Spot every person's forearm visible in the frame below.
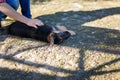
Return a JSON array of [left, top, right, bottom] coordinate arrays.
[[0, 3, 44, 28], [0, 3, 30, 24]]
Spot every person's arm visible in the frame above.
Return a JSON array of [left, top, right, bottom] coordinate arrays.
[[0, 3, 43, 28]]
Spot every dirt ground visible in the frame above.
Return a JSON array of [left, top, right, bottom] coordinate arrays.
[[0, 0, 120, 80]]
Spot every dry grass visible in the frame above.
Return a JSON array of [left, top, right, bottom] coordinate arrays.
[[0, 0, 120, 80]]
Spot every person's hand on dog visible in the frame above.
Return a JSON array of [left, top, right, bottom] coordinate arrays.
[[26, 19, 44, 28]]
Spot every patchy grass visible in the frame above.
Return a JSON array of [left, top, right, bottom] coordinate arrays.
[[0, 0, 120, 80]]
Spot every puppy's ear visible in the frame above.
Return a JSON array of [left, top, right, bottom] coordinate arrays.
[[47, 32, 54, 46]]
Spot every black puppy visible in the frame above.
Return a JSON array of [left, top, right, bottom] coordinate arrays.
[[7, 21, 71, 45]]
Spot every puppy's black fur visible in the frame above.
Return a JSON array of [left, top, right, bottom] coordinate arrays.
[[7, 21, 71, 44]]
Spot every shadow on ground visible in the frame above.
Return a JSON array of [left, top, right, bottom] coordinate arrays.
[[36, 7, 120, 54], [0, 7, 120, 80]]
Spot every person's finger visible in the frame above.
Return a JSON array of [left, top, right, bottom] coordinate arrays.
[[36, 22, 44, 26], [36, 19, 44, 26], [39, 21, 44, 25], [33, 25, 38, 29], [30, 25, 38, 29]]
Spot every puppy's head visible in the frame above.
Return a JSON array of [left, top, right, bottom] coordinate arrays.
[[47, 31, 71, 45], [54, 31, 71, 44]]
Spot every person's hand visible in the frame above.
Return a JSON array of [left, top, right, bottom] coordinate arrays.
[[26, 19, 44, 28]]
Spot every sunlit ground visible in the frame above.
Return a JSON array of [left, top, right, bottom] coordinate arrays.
[[0, 0, 120, 80]]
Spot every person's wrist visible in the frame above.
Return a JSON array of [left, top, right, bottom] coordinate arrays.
[[24, 18, 31, 26]]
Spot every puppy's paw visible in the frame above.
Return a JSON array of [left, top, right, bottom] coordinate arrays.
[[56, 26, 67, 31], [67, 30, 76, 36]]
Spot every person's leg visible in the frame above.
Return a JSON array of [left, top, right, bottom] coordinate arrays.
[[6, 0, 19, 10], [19, 0, 32, 18], [0, 0, 19, 27]]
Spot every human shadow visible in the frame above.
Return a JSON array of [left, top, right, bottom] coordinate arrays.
[[0, 7, 120, 80]]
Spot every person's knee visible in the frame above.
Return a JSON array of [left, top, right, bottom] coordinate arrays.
[[6, 0, 19, 10]]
